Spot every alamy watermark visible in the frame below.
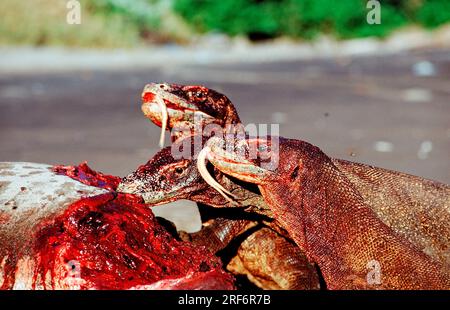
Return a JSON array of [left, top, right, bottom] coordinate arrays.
[[367, 0, 381, 25], [366, 259, 382, 285], [63, 260, 84, 289], [66, 0, 81, 25], [65, 1, 380, 26]]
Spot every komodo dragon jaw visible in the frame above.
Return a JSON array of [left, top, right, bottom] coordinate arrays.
[[141, 83, 241, 147], [117, 145, 208, 206], [199, 137, 275, 188]]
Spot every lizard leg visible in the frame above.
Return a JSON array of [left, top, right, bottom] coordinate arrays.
[[180, 216, 321, 290], [179, 217, 258, 253], [228, 227, 321, 290]]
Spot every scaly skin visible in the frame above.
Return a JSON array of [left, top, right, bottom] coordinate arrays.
[[118, 140, 320, 290], [200, 136, 450, 289], [118, 135, 450, 288], [137, 83, 321, 289], [141, 83, 240, 142], [127, 84, 450, 289], [180, 216, 320, 290]]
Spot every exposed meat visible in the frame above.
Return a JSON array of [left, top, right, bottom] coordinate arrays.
[[33, 192, 232, 290], [0, 162, 234, 290]]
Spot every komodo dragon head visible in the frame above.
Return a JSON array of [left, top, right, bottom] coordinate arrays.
[[141, 83, 241, 147]]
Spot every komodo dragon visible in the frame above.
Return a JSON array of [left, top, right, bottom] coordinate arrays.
[[119, 83, 450, 289]]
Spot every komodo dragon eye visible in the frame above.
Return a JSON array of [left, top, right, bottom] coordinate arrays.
[[175, 167, 184, 174], [191, 91, 206, 101]]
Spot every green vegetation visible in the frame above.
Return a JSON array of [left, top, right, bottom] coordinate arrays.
[[1, 0, 449, 47], [174, 0, 450, 40], [416, 0, 450, 28]]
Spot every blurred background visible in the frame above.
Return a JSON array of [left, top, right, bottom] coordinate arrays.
[[1, 0, 449, 230]]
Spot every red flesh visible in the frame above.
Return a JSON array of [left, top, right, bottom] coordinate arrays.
[[1, 163, 234, 290], [33, 192, 233, 289]]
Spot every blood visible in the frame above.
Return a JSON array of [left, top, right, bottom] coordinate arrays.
[[33, 192, 233, 289], [53, 162, 121, 191], [27, 164, 234, 289]]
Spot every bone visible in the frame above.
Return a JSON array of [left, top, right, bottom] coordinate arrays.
[[157, 96, 169, 148]]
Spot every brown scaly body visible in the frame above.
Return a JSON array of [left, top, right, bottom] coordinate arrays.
[[200, 137, 450, 289], [227, 226, 320, 290], [334, 160, 450, 266], [182, 216, 319, 290]]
